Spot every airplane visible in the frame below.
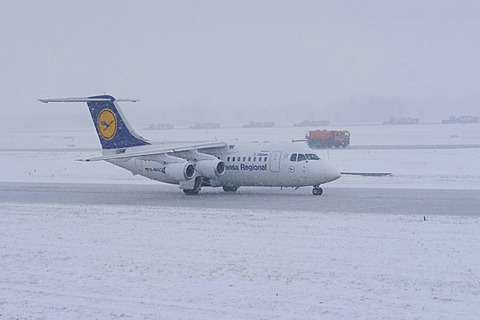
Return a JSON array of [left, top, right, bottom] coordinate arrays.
[[39, 95, 341, 195]]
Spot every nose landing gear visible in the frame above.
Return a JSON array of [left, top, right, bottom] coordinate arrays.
[[312, 186, 323, 196], [222, 185, 239, 192]]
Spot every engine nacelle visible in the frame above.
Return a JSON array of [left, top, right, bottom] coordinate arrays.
[[195, 159, 226, 178], [165, 162, 195, 181]]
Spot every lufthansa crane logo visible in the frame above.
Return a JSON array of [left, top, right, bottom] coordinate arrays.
[[97, 109, 117, 140]]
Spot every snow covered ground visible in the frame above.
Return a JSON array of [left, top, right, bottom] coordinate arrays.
[[1, 203, 480, 319], [1, 124, 479, 319]]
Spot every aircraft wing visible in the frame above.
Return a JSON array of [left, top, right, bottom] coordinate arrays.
[[78, 141, 228, 162]]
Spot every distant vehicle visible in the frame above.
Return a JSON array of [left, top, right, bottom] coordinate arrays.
[[143, 123, 174, 130], [306, 130, 350, 148], [189, 122, 221, 129], [442, 115, 479, 124], [383, 117, 419, 125], [39, 95, 341, 196], [294, 120, 330, 127], [243, 121, 275, 128]]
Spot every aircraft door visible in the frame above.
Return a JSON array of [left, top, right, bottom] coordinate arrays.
[[270, 151, 282, 172], [135, 158, 144, 172]]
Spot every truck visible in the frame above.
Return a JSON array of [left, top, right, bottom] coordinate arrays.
[[189, 122, 221, 129], [383, 117, 419, 125], [442, 115, 479, 124], [294, 120, 330, 127], [306, 130, 350, 148], [243, 121, 275, 128], [143, 123, 175, 130]]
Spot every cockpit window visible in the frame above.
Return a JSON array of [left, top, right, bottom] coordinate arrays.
[[305, 154, 320, 160], [290, 153, 321, 162]]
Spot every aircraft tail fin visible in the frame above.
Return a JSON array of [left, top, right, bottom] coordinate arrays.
[[39, 95, 150, 149]]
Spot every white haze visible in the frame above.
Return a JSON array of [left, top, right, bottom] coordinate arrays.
[[1, 0, 480, 130]]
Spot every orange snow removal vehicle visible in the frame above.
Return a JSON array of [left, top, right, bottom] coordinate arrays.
[[306, 130, 350, 148]]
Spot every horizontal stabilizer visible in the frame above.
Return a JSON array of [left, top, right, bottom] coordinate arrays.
[[38, 97, 139, 103], [40, 94, 148, 149]]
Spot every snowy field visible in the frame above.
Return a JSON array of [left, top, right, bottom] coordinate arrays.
[[1, 203, 480, 319], [1, 124, 480, 319]]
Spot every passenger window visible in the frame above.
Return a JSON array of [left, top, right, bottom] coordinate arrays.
[[253, 157, 256, 162], [227, 157, 230, 161], [248, 157, 251, 161], [243, 157, 246, 161], [297, 154, 306, 162], [290, 153, 297, 162], [264, 157, 267, 162]]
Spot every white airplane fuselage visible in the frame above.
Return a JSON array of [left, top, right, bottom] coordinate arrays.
[[110, 140, 340, 189]]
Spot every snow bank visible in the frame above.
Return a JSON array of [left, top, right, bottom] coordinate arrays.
[[1, 203, 479, 319]]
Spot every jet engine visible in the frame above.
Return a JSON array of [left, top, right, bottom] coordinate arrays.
[[164, 162, 195, 181], [195, 159, 226, 178]]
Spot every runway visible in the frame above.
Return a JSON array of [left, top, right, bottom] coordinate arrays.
[[1, 181, 478, 216]]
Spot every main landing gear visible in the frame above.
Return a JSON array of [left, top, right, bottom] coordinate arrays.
[[312, 186, 323, 196], [183, 186, 201, 195], [184, 185, 239, 195], [222, 186, 239, 193], [183, 176, 203, 195]]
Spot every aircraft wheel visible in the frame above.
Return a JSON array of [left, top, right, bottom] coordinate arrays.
[[183, 186, 201, 195], [223, 186, 239, 192], [312, 187, 323, 196]]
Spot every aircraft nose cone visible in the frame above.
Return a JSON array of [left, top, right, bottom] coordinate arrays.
[[331, 169, 341, 181], [324, 164, 341, 182]]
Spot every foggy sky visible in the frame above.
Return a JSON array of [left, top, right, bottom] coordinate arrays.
[[1, 0, 480, 130]]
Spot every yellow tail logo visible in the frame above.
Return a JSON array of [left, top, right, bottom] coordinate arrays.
[[97, 109, 117, 140]]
